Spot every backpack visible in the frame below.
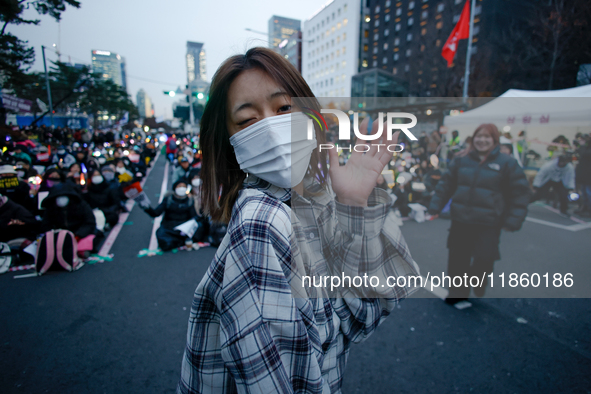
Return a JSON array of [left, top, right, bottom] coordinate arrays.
[[35, 230, 81, 275], [168, 139, 177, 150]]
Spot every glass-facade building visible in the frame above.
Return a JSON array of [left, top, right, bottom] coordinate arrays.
[[91, 50, 126, 90], [186, 41, 206, 84], [268, 15, 301, 50]]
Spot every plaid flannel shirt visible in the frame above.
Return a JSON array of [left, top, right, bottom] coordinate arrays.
[[177, 176, 419, 394]]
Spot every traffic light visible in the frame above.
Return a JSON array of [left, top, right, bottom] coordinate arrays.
[[164, 91, 175, 97]]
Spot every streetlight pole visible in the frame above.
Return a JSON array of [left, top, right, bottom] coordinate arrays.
[[41, 45, 55, 128]]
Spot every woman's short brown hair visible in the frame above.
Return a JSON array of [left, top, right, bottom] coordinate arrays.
[[199, 47, 327, 223]]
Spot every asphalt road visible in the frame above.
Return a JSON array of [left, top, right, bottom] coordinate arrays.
[[1, 155, 590, 393]]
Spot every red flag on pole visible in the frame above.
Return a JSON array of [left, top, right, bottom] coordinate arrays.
[[441, 0, 471, 67]]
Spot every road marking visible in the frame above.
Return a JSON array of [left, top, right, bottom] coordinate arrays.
[[525, 217, 591, 232], [541, 204, 588, 224], [148, 160, 169, 250], [98, 152, 159, 257]]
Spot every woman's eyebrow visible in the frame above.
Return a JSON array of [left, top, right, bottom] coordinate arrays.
[[232, 91, 289, 116]]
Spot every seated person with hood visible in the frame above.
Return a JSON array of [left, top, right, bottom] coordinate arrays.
[[138, 179, 205, 251], [40, 183, 97, 248], [83, 169, 121, 229]]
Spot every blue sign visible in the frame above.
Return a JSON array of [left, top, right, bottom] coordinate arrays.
[[16, 115, 89, 129]]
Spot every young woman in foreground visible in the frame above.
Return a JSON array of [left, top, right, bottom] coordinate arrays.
[[177, 47, 419, 394]]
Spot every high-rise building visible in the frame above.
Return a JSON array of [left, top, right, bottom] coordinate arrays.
[[91, 50, 126, 89], [268, 16, 301, 50], [186, 41, 207, 84], [302, 0, 361, 97], [136, 89, 153, 119], [278, 30, 303, 72], [120, 57, 128, 91], [358, 0, 547, 97]]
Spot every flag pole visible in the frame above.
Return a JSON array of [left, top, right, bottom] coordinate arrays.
[[462, 0, 477, 100]]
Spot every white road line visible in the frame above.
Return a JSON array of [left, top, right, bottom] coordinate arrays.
[[98, 152, 159, 257], [525, 217, 591, 232], [148, 160, 169, 251]]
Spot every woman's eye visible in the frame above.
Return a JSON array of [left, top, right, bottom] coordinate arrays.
[[237, 118, 254, 126], [279, 105, 291, 113]]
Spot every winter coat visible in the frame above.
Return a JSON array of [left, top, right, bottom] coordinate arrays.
[[0, 197, 39, 241], [172, 166, 190, 184], [40, 184, 96, 239], [428, 146, 530, 231], [84, 181, 121, 225], [533, 159, 575, 190], [144, 193, 198, 230]]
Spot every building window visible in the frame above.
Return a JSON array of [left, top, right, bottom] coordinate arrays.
[[383, 43, 389, 50], [375, 5, 380, 13], [437, 3, 444, 12], [342, 46, 346, 54], [408, 17, 414, 26], [473, 25, 480, 35], [364, 44, 368, 52], [394, 53, 399, 61], [342, 60, 346, 67], [362, 59, 368, 67], [474, 5, 482, 15], [344, 18, 348, 26], [409, 1, 415, 10], [373, 60, 378, 67], [407, 33, 413, 41], [375, 20, 380, 27], [436, 21, 443, 29], [386, 0, 391, 6], [337, 22, 341, 29], [394, 37, 400, 45], [453, 14, 460, 23], [393, 67, 398, 75], [374, 33, 379, 40], [421, 27, 427, 35], [421, 10, 428, 19], [395, 23, 401, 31], [455, 0, 462, 4], [435, 39, 441, 47], [421, 44, 425, 51], [406, 49, 411, 57], [364, 29, 369, 38], [384, 28, 389, 36], [385, 14, 390, 22], [396, 8, 402, 16], [338, 8, 341, 16], [344, 3, 347, 12], [405, 64, 410, 72], [343, 32, 346, 40], [373, 47, 378, 54], [383, 57, 388, 64]]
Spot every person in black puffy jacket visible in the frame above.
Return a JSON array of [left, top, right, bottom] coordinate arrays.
[[428, 124, 530, 304], [83, 169, 121, 229], [139, 179, 204, 251]]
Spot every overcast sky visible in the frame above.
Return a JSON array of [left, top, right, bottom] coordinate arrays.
[[8, 0, 330, 119]]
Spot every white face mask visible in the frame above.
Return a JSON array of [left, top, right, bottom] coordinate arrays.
[[175, 187, 187, 197], [56, 196, 69, 207], [57, 150, 66, 155], [17, 170, 26, 178], [116, 167, 125, 174], [229, 112, 317, 189], [191, 178, 201, 187], [92, 175, 104, 184]]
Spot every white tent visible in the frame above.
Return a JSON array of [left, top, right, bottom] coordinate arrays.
[[443, 86, 591, 160]]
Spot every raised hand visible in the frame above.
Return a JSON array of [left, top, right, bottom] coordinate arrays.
[[327, 116, 399, 207]]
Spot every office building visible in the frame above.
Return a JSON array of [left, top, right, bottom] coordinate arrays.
[[91, 50, 126, 89], [278, 30, 303, 72], [186, 41, 207, 84], [359, 0, 545, 97], [136, 89, 153, 119], [268, 16, 301, 50], [302, 0, 361, 97]]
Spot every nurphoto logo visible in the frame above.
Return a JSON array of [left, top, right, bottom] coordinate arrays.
[[303, 108, 419, 153]]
